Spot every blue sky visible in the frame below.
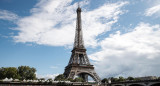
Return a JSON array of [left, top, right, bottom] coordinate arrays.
[[0, 0, 160, 79]]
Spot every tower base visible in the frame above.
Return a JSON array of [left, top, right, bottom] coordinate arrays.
[[64, 64, 101, 84]]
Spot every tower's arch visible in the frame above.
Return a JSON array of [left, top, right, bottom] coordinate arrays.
[[76, 71, 100, 83]]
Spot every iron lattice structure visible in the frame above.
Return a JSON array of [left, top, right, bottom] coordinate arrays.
[[64, 7, 101, 84]]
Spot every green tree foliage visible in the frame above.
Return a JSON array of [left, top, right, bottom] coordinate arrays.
[[6, 67, 18, 79], [118, 76, 125, 82], [134, 78, 141, 81], [40, 78, 45, 81], [0, 66, 36, 80], [47, 78, 53, 84], [127, 76, 134, 81], [101, 78, 108, 83], [0, 67, 18, 80], [73, 77, 84, 82], [18, 66, 36, 80], [67, 78, 74, 82], [0, 67, 6, 80], [47, 78, 53, 82], [54, 74, 66, 81], [110, 77, 118, 82]]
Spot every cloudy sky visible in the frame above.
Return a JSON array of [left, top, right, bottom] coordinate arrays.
[[0, 0, 160, 79]]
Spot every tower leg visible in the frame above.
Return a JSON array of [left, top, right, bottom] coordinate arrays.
[[84, 74, 88, 82], [79, 73, 88, 82]]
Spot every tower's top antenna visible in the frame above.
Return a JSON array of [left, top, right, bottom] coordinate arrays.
[[78, 2, 80, 8], [77, 2, 81, 12]]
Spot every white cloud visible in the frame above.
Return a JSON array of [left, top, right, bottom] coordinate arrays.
[[89, 22, 160, 78], [50, 66, 58, 69], [13, 0, 128, 47], [145, 5, 160, 16], [0, 9, 18, 21], [82, 1, 128, 47]]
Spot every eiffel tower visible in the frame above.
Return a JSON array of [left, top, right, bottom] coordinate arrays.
[[63, 6, 101, 84]]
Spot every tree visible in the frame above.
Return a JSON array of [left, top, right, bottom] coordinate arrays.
[[0, 67, 7, 80], [73, 77, 84, 82], [54, 74, 66, 81], [47, 78, 53, 84], [101, 78, 108, 83], [6, 67, 18, 79], [39, 78, 45, 81], [118, 76, 125, 82], [0, 67, 18, 80], [134, 78, 141, 81], [47, 78, 53, 82], [127, 76, 134, 81], [67, 78, 74, 82], [0, 66, 37, 80], [110, 77, 118, 82], [18, 66, 36, 80]]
